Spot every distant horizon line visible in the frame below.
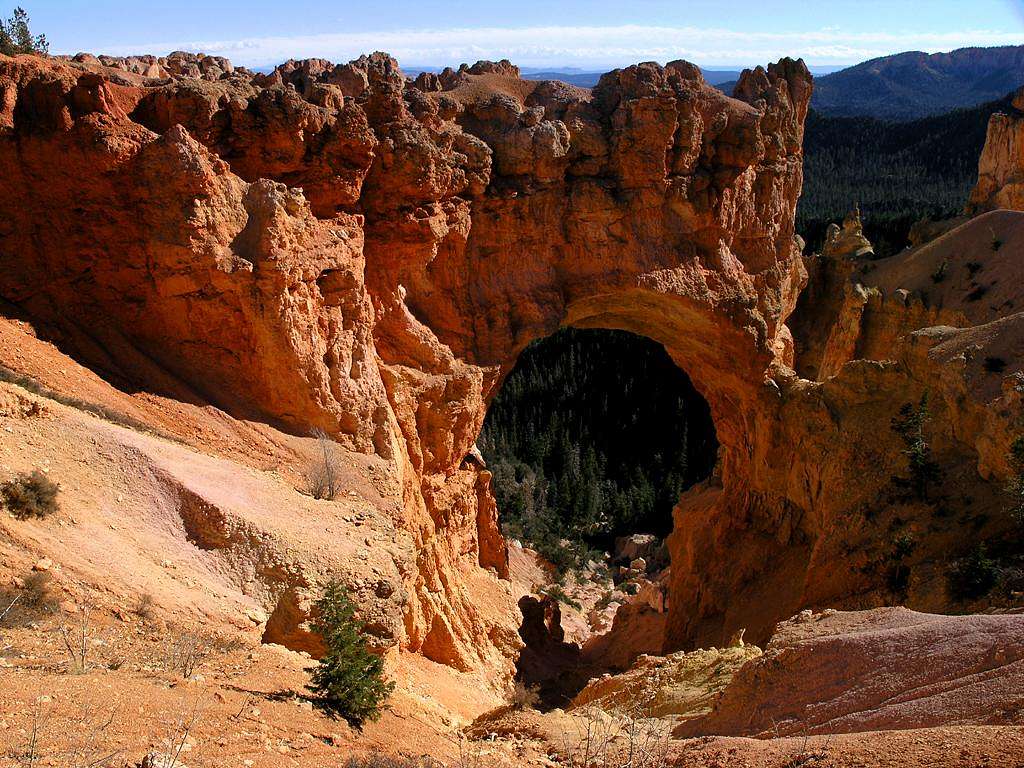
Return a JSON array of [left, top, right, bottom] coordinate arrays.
[[401, 63, 847, 74], [51, 23, 1024, 73]]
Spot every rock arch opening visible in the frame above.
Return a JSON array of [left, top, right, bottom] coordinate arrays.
[[479, 327, 720, 706], [481, 327, 718, 568]]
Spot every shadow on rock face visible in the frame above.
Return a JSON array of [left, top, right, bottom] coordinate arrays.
[[514, 594, 593, 709]]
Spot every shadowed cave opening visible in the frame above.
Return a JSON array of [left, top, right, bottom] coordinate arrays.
[[478, 328, 719, 706]]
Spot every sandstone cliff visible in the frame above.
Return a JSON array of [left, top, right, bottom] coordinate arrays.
[[968, 86, 1024, 214], [1, 49, 1022, 687]]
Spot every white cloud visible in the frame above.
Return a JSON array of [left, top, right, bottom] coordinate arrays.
[[83, 24, 1024, 69]]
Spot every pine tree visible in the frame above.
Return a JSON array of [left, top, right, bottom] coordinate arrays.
[[307, 580, 394, 726], [0, 8, 48, 56], [891, 393, 943, 501], [1006, 436, 1024, 527]]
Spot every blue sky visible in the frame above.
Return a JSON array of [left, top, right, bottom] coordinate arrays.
[[19, 0, 1024, 70]]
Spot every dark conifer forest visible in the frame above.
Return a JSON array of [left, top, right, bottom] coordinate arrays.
[[797, 95, 1011, 256], [478, 329, 717, 570]]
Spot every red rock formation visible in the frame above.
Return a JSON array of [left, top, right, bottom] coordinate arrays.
[[967, 87, 1024, 213], [2, 49, 1021, 682], [676, 608, 1024, 737]]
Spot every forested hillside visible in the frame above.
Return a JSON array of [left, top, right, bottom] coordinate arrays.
[[798, 95, 1010, 255], [478, 329, 717, 571]]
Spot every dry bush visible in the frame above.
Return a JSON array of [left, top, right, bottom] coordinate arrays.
[[0, 571, 57, 629], [22, 572, 55, 607], [560, 704, 671, 768], [510, 680, 540, 710], [2, 470, 59, 520], [12, 704, 125, 768], [144, 698, 203, 768], [783, 733, 832, 768], [342, 754, 441, 768], [134, 592, 156, 622], [55, 603, 93, 674], [305, 428, 342, 500], [161, 631, 209, 678]]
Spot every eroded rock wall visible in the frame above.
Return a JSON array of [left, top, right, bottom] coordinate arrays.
[[968, 87, 1024, 214], [2, 50, 1021, 679]]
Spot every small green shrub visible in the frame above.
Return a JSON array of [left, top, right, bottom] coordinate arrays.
[[2, 470, 59, 519], [948, 544, 997, 600], [890, 394, 942, 502], [0, 7, 47, 56], [930, 260, 948, 284], [540, 583, 582, 610], [891, 531, 916, 560], [308, 580, 394, 726], [966, 261, 983, 276]]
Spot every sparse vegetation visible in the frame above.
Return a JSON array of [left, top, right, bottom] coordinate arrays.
[[890, 393, 943, 502], [305, 428, 342, 500], [510, 680, 541, 710], [797, 97, 1006, 257], [559, 704, 671, 768], [948, 543, 998, 600], [162, 631, 209, 678], [21, 570, 55, 608], [891, 531, 916, 560], [135, 592, 156, 621], [0, 570, 56, 629], [2, 470, 59, 520], [308, 580, 394, 726], [55, 603, 93, 674], [930, 260, 948, 284], [342, 755, 440, 768], [887, 531, 916, 594], [539, 583, 582, 611], [966, 261, 983, 276], [0, 7, 48, 56], [991, 228, 1003, 252]]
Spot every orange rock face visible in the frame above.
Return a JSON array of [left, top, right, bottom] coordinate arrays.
[[968, 87, 1024, 213], [4, 50, 1020, 679]]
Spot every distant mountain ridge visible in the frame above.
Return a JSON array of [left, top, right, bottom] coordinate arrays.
[[812, 45, 1024, 120]]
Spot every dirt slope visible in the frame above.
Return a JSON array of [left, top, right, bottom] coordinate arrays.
[[677, 608, 1024, 738]]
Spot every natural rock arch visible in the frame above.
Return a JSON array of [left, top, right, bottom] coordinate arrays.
[[0, 50, 873, 675], [356, 57, 813, 656]]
